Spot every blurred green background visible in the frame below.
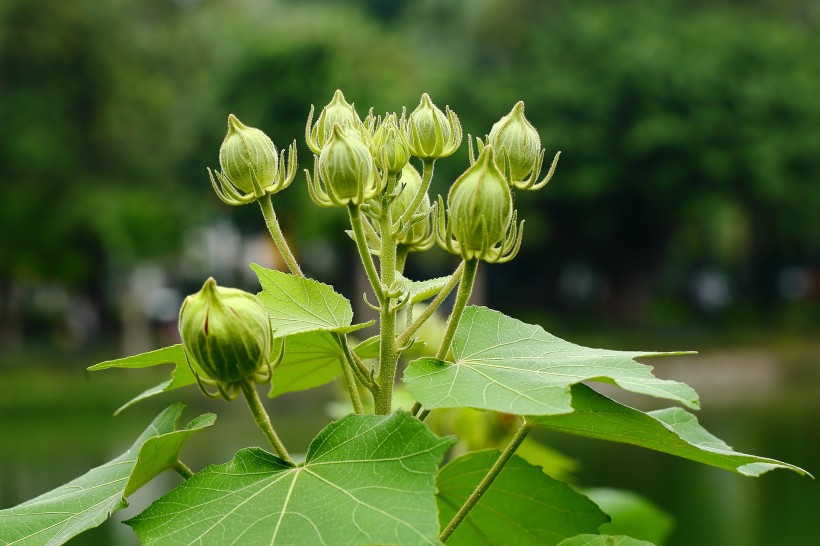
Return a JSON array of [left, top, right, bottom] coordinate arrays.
[[0, 0, 817, 544]]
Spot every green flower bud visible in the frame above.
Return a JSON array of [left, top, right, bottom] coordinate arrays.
[[306, 89, 361, 154], [179, 278, 273, 386], [406, 93, 462, 159], [488, 101, 540, 183], [316, 124, 380, 206], [219, 115, 279, 194], [437, 144, 523, 263], [391, 163, 434, 251], [448, 145, 511, 254], [372, 113, 410, 174]]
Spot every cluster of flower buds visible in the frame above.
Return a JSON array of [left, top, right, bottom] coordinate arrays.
[[436, 145, 523, 263], [209, 115, 297, 206], [471, 101, 561, 191], [179, 278, 281, 400]]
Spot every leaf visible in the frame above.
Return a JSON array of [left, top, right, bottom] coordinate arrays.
[[0, 404, 214, 546], [557, 535, 656, 546], [437, 450, 607, 546], [251, 263, 372, 337], [87, 345, 199, 414], [127, 412, 454, 545], [532, 384, 810, 477], [404, 306, 698, 416], [269, 331, 344, 398], [352, 334, 424, 360], [583, 488, 674, 546], [395, 272, 453, 304]]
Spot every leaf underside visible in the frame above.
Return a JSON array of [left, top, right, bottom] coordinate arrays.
[[0, 404, 214, 546], [533, 384, 810, 477], [404, 306, 698, 416], [557, 535, 657, 546], [127, 412, 454, 545], [437, 450, 608, 546]]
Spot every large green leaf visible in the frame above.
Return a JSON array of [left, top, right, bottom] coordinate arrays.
[[0, 404, 214, 546], [404, 306, 698, 415], [251, 263, 372, 337], [87, 345, 199, 414], [437, 451, 607, 546], [533, 384, 810, 477], [557, 535, 656, 546], [128, 412, 454, 545], [269, 331, 344, 398]]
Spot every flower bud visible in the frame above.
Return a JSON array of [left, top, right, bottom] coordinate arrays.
[[318, 124, 380, 205], [306, 90, 361, 154], [179, 278, 273, 385], [445, 145, 513, 259], [406, 93, 462, 159], [219, 115, 279, 194], [488, 101, 540, 183], [391, 163, 433, 250], [372, 113, 410, 174]]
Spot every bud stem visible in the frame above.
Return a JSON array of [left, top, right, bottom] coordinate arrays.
[[334, 333, 365, 414], [435, 258, 479, 360], [348, 204, 385, 303], [394, 159, 435, 232], [397, 260, 464, 348], [439, 419, 532, 542], [258, 195, 304, 277], [239, 381, 293, 464]]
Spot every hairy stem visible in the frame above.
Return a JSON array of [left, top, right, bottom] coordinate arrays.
[[397, 261, 464, 348], [439, 420, 532, 542], [240, 381, 293, 464], [436, 258, 478, 360], [374, 173, 399, 415], [258, 194, 303, 277], [334, 333, 365, 413], [395, 245, 409, 274], [348, 204, 384, 303]]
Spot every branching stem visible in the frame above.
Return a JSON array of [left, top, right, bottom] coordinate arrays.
[[439, 420, 532, 542], [397, 261, 464, 348], [334, 333, 366, 414], [348, 204, 385, 303]]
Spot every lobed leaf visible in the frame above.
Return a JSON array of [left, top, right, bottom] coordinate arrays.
[[404, 306, 698, 415], [532, 384, 811, 477], [583, 488, 674, 545], [251, 263, 372, 337], [0, 404, 214, 546], [127, 412, 454, 545], [437, 450, 607, 546], [269, 331, 344, 398]]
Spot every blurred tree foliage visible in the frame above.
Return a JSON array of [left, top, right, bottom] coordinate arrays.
[[1, 0, 817, 333]]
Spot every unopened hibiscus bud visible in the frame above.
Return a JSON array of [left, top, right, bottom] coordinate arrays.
[[488, 101, 540, 184], [179, 278, 273, 386], [311, 124, 381, 206], [372, 113, 410, 174], [406, 93, 462, 159], [218, 115, 279, 194], [306, 89, 361, 154]]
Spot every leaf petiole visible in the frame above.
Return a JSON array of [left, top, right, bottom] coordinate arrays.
[[439, 419, 533, 542], [239, 381, 293, 464]]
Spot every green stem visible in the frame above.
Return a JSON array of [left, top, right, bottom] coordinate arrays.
[[394, 159, 435, 231], [258, 195, 304, 277], [240, 381, 293, 464], [334, 334, 365, 414], [435, 258, 479, 360], [172, 460, 194, 479], [397, 261, 464, 348], [395, 245, 409, 274], [348, 204, 384, 303], [374, 174, 399, 415], [439, 420, 532, 542]]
